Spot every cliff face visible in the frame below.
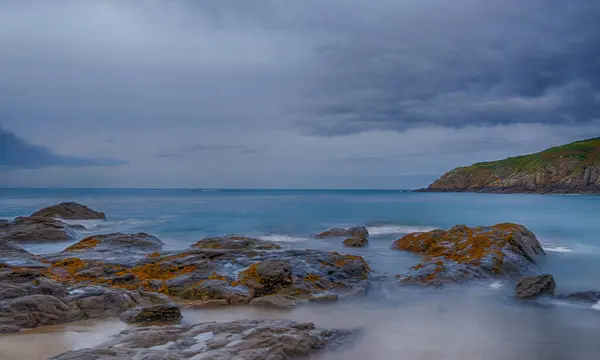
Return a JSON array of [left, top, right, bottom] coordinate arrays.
[[422, 138, 600, 194]]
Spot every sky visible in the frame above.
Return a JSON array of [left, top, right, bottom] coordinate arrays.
[[1, 0, 599, 189]]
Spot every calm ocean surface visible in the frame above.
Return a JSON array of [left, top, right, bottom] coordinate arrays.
[[1, 189, 600, 359]]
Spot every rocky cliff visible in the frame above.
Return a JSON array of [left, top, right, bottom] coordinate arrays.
[[421, 137, 600, 194]]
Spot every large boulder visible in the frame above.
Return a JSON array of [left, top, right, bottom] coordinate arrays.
[[316, 226, 369, 239], [48, 319, 355, 360], [392, 223, 545, 286], [515, 274, 556, 299], [119, 303, 181, 323], [30, 202, 106, 220], [191, 235, 281, 250], [0, 216, 77, 243]]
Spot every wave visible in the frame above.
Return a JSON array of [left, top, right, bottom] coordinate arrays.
[[61, 218, 166, 232], [544, 246, 573, 253], [592, 301, 600, 311], [541, 241, 598, 255], [259, 234, 310, 243], [366, 224, 437, 236]]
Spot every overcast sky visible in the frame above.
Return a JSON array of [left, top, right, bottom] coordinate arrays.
[[1, 0, 599, 188]]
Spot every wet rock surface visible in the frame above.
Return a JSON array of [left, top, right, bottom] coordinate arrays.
[[556, 291, 600, 303], [0, 217, 78, 243], [0, 241, 47, 268], [515, 274, 556, 299], [0, 266, 172, 333], [392, 223, 545, 286], [42, 245, 371, 308], [119, 303, 182, 323], [343, 237, 369, 247], [42, 233, 166, 265], [192, 235, 282, 250], [316, 226, 369, 239], [48, 319, 355, 360], [30, 202, 106, 220]]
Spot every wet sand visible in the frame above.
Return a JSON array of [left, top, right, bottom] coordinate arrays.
[[2, 288, 600, 360]]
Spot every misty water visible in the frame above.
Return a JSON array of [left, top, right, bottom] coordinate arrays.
[[1, 189, 600, 359]]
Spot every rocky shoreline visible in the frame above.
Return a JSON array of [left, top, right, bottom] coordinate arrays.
[[1, 202, 598, 359]]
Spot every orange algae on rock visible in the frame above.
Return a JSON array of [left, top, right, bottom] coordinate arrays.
[[208, 272, 228, 281], [63, 237, 101, 252], [304, 274, 322, 283], [393, 223, 544, 285]]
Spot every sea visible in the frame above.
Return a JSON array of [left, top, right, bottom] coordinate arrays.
[[1, 188, 600, 360]]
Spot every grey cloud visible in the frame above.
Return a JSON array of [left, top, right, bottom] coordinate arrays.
[[156, 144, 263, 158], [0, 1, 599, 188], [0, 127, 127, 170], [293, 0, 600, 135]]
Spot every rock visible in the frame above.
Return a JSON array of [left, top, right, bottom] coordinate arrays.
[[393, 223, 545, 286], [186, 299, 229, 308], [515, 274, 556, 299], [0, 240, 47, 268], [31, 202, 106, 220], [309, 292, 339, 302], [420, 137, 600, 194], [0, 216, 77, 243], [0, 295, 75, 333], [243, 259, 293, 296], [250, 294, 296, 308], [56, 233, 165, 264], [44, 247, 370, 306], [316, 226, 369, 239], [556, 291, 600, 303], [191, 235, 281, 250], [0, 269, 68, 300], [119, 303, 181, 323], [343, 236, 369, 247], [182, 279, 252, 304], [49, 319, 355, 360], [68, 286, 171, 319]]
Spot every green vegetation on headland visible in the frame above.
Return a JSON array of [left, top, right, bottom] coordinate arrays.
[[421, 137, 600, 194]]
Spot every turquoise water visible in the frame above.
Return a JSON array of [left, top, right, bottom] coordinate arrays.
[[2, 189, 600, 359], [2, 189, 600, 291]]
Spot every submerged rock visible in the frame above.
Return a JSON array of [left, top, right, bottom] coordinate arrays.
[[0, 241, 47, 268], [48, 319, 355, 360], [316, 226, 369, 239], [191, 235, 281, 250], [393, 223, 545, 286], [556, 291, 600, 303], [343, 236, 369, 247], [515, 274, 556, 299], [250, 294, 296, 308], [119, 303, 181, 323], [30, 202, 106, 220], [0, 216, 77, 243]]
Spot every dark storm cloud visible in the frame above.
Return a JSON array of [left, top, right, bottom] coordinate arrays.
[[296, 0, 600, 135], [0, 127, 127, 170]]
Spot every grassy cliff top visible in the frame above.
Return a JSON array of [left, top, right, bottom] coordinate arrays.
[[460, 137, 600, 173]]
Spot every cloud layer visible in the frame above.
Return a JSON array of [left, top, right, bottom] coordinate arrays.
[[0, 127, 126, 170], [0, 0, 598, 187]]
